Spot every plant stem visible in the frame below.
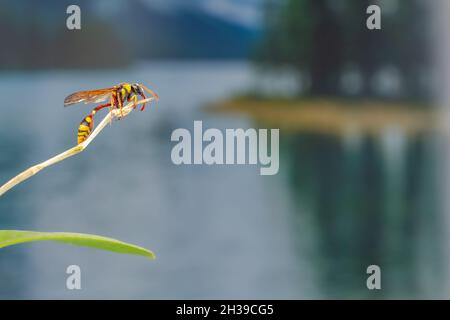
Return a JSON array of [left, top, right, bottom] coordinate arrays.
[[0, 97, 156, 197]]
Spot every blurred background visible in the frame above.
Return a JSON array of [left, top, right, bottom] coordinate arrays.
[[0, 0, 449, 299]]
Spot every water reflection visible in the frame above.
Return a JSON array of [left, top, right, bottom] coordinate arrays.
[[0, 62, 446, 299], [0, 126, 36, 299], [283, 130, 444, 298]]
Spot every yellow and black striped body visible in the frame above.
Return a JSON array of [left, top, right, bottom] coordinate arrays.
[[119, 83, 132, 99], [116, 83, 135, 106], [77, 110, 95, 144], [67, 82, 158, 144]]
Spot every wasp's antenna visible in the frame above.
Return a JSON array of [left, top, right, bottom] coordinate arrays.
[[140, 84, 159, 101]]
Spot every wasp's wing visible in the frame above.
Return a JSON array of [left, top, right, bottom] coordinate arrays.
[[64, 88, 115, 107]]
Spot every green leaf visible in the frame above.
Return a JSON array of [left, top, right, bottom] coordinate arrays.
[[0, 230, 155, 259]]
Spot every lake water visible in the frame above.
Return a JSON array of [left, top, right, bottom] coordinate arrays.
[[0, 61, 447, 299]]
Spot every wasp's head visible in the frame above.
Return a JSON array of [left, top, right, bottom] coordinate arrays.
[[132, 83, 159, 101], [132, 83, 144, 96], [130, 83, 159, 112]]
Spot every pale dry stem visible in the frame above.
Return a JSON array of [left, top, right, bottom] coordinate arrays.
[[0, 97, 156, 197]]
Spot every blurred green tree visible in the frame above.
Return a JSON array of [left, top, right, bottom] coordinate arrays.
[[257, 0, 432, 102]]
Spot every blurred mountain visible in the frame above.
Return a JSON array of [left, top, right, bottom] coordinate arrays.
[[120, 0, 261, 59], [139, 0, 264, 30], [0, 0, 261, 69]]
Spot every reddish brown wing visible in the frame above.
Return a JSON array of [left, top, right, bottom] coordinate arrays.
[[64, 88, 115, 107]]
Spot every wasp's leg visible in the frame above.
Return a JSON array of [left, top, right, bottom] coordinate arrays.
[[139, 84, 159, 111], [109, 93, 118, 123], [139, 92, 147, 111], [127, 94, 139, 110], [116, 88, 124, 117]]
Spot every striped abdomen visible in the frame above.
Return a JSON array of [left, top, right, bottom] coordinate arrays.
[[77, 113, 94, 144]]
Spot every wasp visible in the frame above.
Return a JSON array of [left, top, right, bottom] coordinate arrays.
[[64, 83, 159, 144]]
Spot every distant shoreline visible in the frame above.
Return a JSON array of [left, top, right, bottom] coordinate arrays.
[[208, 97, 443, 137]]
